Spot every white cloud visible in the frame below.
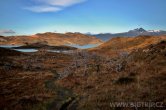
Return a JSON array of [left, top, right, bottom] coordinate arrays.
[[24, 6, 62, 13], [37, 0, 86, 7], [24, 0, 87, 13], [0, 30, 16, 35]]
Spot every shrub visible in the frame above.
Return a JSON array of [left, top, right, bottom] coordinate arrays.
[[115, 76, 135, 85]]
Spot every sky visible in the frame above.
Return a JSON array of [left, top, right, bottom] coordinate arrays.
[[0, 0, 166, 35]]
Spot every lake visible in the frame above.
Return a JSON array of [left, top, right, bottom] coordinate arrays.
[[0, 45, 21, 48], [0, 45, 38, 53], [67, 44, 99, 49], [0, 44, 99, 53], [13, 49, 38, 52]]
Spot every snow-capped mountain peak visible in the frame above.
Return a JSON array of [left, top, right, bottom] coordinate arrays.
[[129, 28, 147, 33]]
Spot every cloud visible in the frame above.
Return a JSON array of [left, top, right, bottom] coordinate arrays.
[[37, 0, 86, 7], [24, 6, 62, 13], [24, 0, 87, 13], [0, 30, 16, 35]]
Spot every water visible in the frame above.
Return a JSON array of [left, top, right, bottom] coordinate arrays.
[[47, 50, 73, 53], [47, 50, 61, 53], [46, 44, 100, 53], [0, 45, 21, 48], [14, 49, 38, 52], [0, 45, 38, 52], [0, 44, 99, 53], [67, 44, 99, 49]]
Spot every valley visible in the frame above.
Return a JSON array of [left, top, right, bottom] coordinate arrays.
[[1, 0, 166, 109], [0, 34, 166, 110]]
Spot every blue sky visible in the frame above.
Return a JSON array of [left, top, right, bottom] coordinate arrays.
[[0, 0, 166, 35]]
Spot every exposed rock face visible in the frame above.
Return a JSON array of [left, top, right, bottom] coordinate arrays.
[[0, 32, 103, 46]]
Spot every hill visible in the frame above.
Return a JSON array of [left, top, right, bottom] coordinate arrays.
[[57, 40, 166, 110], [0, 36, 166, 110], [0, 32, 103, 46], [13, 42, 77, 50], [90, 35, 166, 56], [0, 36, 7, 42]]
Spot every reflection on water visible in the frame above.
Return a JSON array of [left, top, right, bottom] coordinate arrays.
[[0, 44, 99, 53], [0, 45, 21, 48], [14, 49, 38, 52], [47, 50, 74, 53], [0, 45, 38, 53], [47, 50, 61, 53], [67, 44, 99, 49]]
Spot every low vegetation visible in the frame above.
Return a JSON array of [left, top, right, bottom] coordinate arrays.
[[0, 36, 166, 110]]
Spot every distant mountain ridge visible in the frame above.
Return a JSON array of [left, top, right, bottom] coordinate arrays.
[[0, 32, 103, 46], [91, 28, 166, 41]]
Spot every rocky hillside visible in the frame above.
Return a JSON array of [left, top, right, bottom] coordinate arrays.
[[57, 40, 166, 110], [0, 37, 165, 110], [90, 35, 166, 56], [0, 32, 103, 46]]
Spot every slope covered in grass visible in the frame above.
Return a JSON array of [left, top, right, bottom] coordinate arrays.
[[90, 35, 166, 56]]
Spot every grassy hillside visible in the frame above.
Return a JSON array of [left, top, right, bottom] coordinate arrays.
[[0, 32, 103, 46], [90, 35, 166, 57], [0, 36, 165, 110], [57, 40, 166, 110]]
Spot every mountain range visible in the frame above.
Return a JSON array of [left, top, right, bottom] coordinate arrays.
[[0, 32, 103, 46], [1, 28, 166, 47], [90, 28, 166, 41]]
